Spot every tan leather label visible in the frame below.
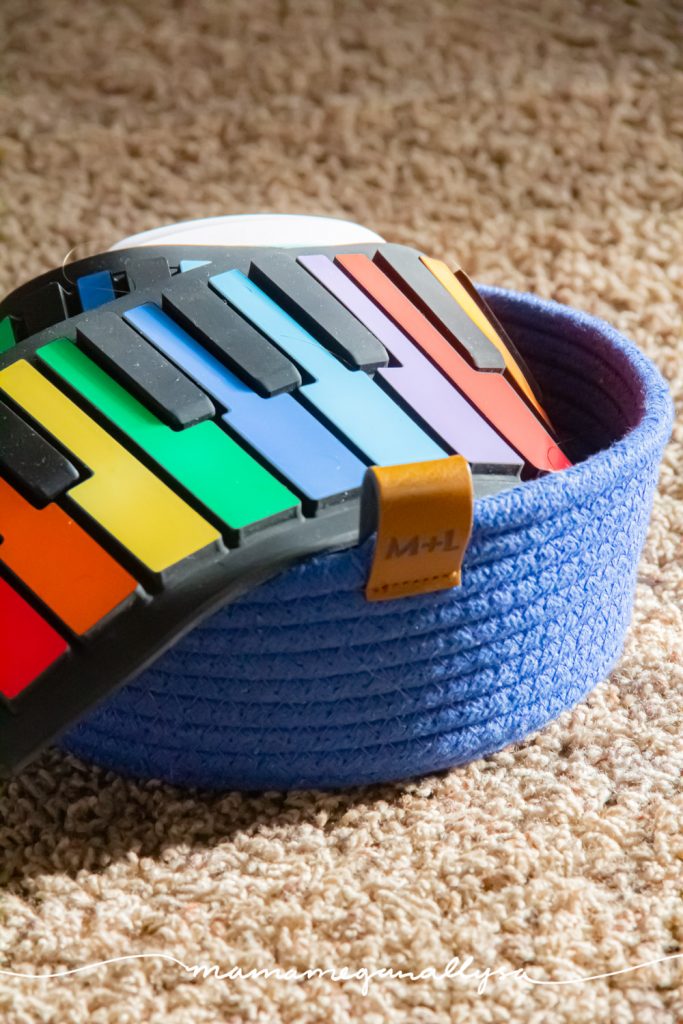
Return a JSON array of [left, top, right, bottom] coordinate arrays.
[[363, 455, 474, 602]]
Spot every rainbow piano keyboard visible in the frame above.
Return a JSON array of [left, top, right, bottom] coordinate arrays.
[[0, 241, 570, 774]]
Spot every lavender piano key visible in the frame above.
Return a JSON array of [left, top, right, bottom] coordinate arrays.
[[298, 254, 523, 467]]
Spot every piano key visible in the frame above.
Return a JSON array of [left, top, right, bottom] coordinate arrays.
[[124, 303, 366, 506], [179, 260, 211, 273], [124, 256, 172, 291], [76, 270, 116, 312], [0, 575, 68, 701], [420, 255, 552, 426], [0, 361, 220, 575], [209, 270, 446, 467], [373, 245, 505, 372], [38, 340, 300, 532], [23, 281, 69, 334], [0, 316, 16, 354], [248, 253, 388, 371], [77, 312, 216, 429], [163, 277, 301, 397], [298, 255, 523, 468], [336, 255, 572, 474], [0, 397, 79, 505], [0, 477, 137, 635]]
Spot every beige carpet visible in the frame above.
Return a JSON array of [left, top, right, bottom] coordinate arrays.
[[1, 1, 682, 1020]]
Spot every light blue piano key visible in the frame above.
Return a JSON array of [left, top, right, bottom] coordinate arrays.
[[124, 304, 366, 503], [209, 270, 446, 466], [77, 271, 116, 312], [179, 260, 212, 273]]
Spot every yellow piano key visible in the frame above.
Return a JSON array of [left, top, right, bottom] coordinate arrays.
[[420, 256, 552, 427], [0, 361, 220, 574]]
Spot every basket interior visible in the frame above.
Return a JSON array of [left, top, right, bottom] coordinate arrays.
[[484, 289, 646, 469]]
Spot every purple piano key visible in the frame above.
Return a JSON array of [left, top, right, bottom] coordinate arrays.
[[298, 254, 522, 467]]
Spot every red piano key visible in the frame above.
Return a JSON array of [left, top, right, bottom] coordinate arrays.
[[336, 254, 571, 474], [0, 577, 68, 700]]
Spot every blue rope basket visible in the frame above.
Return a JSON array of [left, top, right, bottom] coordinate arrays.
[[61, 286, 673, 790]]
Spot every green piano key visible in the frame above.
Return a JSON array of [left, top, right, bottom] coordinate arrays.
[[0, 317, 15, 355], [38, 339, 300, 532]]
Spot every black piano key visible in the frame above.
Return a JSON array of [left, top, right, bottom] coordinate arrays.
[[77, 312, 216, 429], [23, 282, 70, 335], [251, 253, 389, 371], [373, 245, 506, 372], [163, 277, 302, 397], [0, 398, 79, 505], [124, 256, 172, 291], [450, 267, 543, 399]]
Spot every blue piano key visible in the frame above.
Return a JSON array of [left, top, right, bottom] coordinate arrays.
[[179, 260, 211, 273], [123, 304, 366, 504], [77, 271, 116, 312], [209, 270, 446, 467]]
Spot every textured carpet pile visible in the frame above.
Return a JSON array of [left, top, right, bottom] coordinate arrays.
[[0, 1, 682, 1021]]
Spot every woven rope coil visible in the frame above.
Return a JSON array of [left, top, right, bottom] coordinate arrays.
[[62, 287, 674, 790]]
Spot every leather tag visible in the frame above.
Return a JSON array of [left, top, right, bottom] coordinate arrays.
[[362, 455, 474, 602]]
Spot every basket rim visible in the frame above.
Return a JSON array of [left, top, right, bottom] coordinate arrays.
[[470, 285, 674, 531]]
